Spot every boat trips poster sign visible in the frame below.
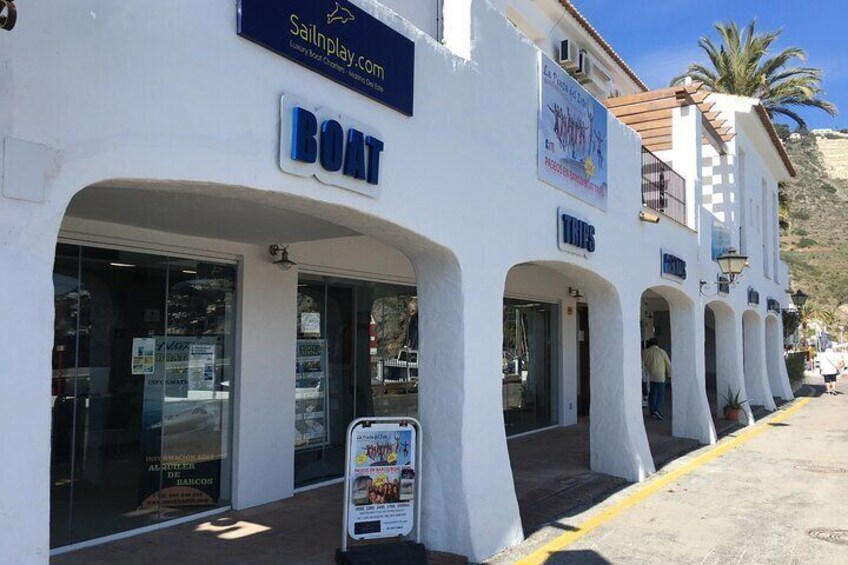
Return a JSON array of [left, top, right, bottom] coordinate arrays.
[[538, 53, 608, 210], [238, 0, 415, 116], [347, 423, 416, 540]]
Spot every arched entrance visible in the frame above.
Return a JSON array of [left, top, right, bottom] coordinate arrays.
[[742, 310, 777, 412], [704, 301, 753, 429], [500, 261, 654, 535], [765, 314, 793, 401], [640, 287, 714, 462], [40, 180, 522, 560]]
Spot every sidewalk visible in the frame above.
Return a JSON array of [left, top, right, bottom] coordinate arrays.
[[489, 381, 848, 564]]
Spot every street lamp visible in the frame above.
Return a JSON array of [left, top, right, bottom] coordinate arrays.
[[699, 247, 749, 296], [715, 248, 749, 285], [790, 289, 809, 309]]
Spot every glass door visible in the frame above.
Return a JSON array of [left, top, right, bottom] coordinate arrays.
[[295, 280, 356, 487]]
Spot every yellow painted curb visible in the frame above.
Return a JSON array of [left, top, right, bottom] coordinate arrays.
[[515, 397, 812, 565]]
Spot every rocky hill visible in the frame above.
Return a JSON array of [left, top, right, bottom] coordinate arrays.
[[780, 131, 848, 327]]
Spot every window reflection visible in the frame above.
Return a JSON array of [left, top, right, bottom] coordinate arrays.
[[502, 299, 557, 436], [50, 245, 236, 548]]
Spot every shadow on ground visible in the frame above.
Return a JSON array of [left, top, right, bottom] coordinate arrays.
[[541, 549, 611, 564]]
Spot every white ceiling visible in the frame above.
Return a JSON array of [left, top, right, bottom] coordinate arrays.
[[65, 185, 358, 244]]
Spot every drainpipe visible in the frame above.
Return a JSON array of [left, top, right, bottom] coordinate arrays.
[[436, 0, 444, 43]]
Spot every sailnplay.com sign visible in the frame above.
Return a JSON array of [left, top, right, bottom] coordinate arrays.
[[238, 0, 415, 116]]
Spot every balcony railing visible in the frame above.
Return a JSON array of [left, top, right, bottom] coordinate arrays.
[[641, 147, 687, 227]]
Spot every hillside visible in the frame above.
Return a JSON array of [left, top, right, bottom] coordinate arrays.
[[780, 132, 848, 327]]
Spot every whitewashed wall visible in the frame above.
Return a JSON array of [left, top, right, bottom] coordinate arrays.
[[0, 0, 793, 562]]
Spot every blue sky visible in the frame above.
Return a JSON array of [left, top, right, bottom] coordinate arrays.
[[575, 0, 848, 130]]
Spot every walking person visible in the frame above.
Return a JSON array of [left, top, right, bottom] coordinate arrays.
[[819, 346, 844, 395], [642, 338, 672, 420]]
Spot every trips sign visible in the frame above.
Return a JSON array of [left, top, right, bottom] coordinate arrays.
[[238, 0, 415, 116], [558, 208, 596, 254]]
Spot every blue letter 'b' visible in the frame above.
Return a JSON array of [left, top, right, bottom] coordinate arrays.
[[292, 107, 318, 163]]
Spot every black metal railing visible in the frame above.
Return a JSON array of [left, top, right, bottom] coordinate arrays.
[[641, 147, 687, 226]]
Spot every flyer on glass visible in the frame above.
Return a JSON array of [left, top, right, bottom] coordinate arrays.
[[347, 424, 416, 540]]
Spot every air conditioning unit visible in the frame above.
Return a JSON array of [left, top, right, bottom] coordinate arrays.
[[559, 39, 579, 71], [574, 50, 592, 84]]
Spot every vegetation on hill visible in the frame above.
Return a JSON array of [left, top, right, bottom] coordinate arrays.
[[780, 132, 848, 331]]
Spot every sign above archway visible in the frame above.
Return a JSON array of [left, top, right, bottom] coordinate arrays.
[[538, 53, 609, 211], [238, 0, 415, 116]]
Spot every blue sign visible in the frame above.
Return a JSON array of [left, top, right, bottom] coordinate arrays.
[[767, 298, 781, 313], [279, 95, 385, 197], [558, 209, 596, 253], [662, 252, 687, 280], [291, 105, 383, 184], [238, 0, 415, 116], [748, 288, 760, 306]]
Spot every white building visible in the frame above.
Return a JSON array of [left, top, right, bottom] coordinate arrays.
[[0, 0, 795, 562]]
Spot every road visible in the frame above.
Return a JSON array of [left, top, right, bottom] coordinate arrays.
[[492, 382, 848, 565]]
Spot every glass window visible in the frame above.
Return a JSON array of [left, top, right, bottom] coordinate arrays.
[[295, 276, 417, 488], [502, 299, 558, 436], [50, 244, 236, 548]]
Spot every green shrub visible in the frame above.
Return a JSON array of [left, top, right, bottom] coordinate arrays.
[[822, 183, 837, 194], [792, 210, 810, 220], [797, 238, 817, 248], [794, 228, 808, 236]]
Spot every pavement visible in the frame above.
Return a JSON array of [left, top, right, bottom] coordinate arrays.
[[489, 379, 848, 565]]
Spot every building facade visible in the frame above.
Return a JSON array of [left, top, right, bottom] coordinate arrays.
[[0, 0, 794, 562]]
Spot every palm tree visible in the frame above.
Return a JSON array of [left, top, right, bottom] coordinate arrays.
[[671, 20, 836, 128]]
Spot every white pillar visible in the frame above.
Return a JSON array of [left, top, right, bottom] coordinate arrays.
[[765, 315, 793, 401], [232, 249, 297, 509], [671, 104, 703, 230], [589, 286, 655, 481], [669, 298, 715, 444], [742, 312, 777, 411], [0, 206, 57, 564], [413, 252, 522, 561], [559, 296, 579, 427], [710, 304, 752, 423]]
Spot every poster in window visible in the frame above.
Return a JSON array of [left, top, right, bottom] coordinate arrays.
[[131, 337, 156, 375], [296, 339, 328, 448], [138, 336, 226, 510]]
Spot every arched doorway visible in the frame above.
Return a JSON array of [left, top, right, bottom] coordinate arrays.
[[501, 262, 653, 535], [704, 301, 753, 430], [765, 314, 793, 401], [742, 310, 777, 413], [640, 287, 714, 463], [44, 181, 523, 560]]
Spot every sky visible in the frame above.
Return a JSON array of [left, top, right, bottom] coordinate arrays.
[[574, 0, 848, 130]]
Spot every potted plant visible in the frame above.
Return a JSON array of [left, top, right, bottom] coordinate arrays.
[[722, 387, 748, 422]]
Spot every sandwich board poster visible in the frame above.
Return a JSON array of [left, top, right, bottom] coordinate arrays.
[[347, 422, 416, 539], [538, 52, 608, 210]]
